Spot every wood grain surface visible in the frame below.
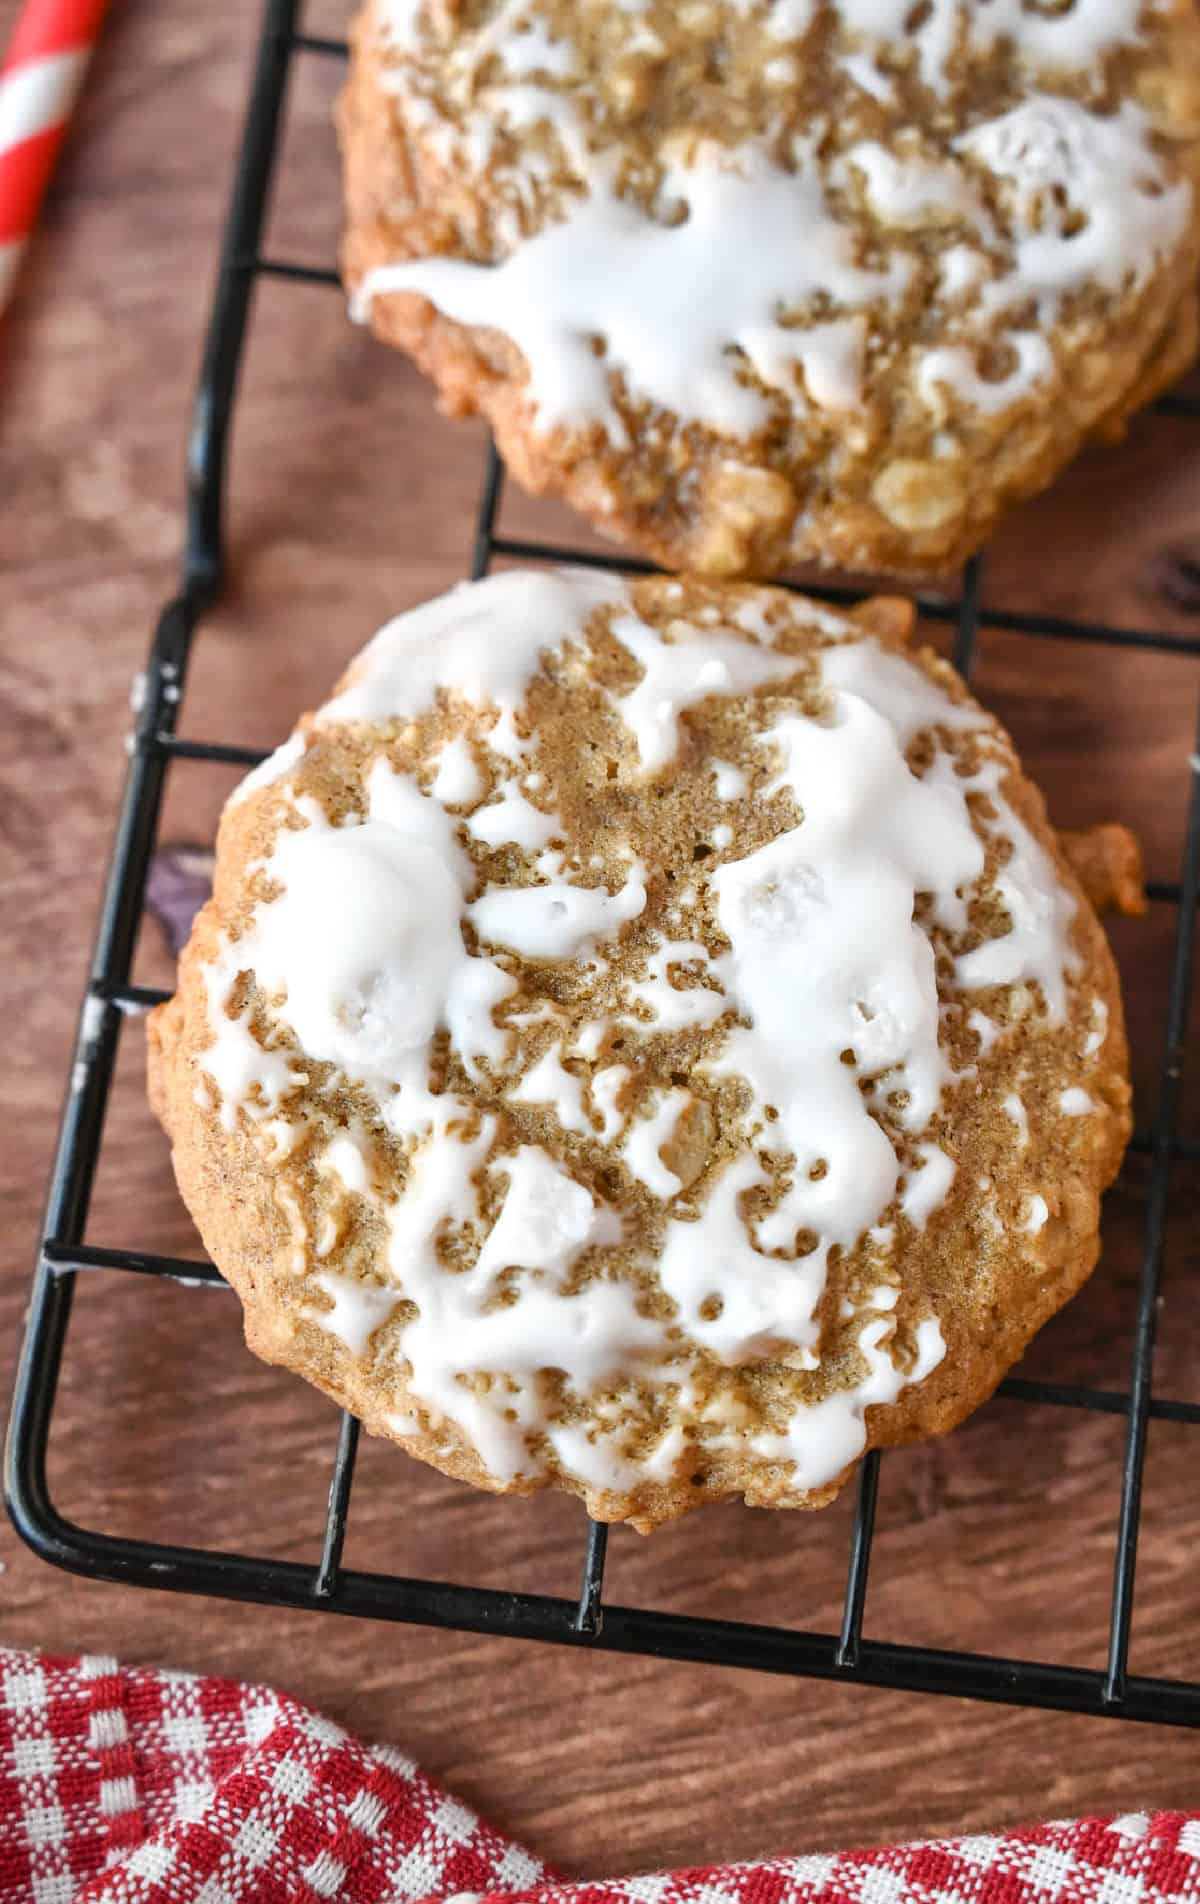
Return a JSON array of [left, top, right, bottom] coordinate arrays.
[[4, 0, 1200, 1877]]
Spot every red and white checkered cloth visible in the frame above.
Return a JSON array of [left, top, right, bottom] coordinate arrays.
[[0, 1646, 1195, 1904]]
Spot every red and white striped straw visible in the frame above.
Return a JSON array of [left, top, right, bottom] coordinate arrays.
[[0, 0, 110, 314]]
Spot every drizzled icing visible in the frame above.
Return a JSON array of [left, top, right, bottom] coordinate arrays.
[[195, 570, 1088, 1504], [356, 140, 906, 443], [356, 0, 1193, 448]]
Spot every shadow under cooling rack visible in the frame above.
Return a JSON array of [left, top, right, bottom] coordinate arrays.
[[7, 0, 1200, 1730]]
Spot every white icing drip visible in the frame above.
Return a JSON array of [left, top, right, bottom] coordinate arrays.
[[510, 1042, 590, 1133], [938, 243, 988, 298], [955, 762, 1079, 1023], [466, 781, 560, 850], [658, 1153, 823, 1365], [320, 567, 625, 732], [835, 0, 1152, 96], [431, 734, 483, 806], [958, 99, 1191, 316], [254, 767, 513, 1084], [1004, 1092, 1029, 1148], [200, 965, 302, 1133], [846, 141, 982, 228], [198, 764, 516, 1128], [572, 1019, 608, 1060], [968, 1008, 999, 1054], [391, 1145, 657, 1480], [642, 1424, 688, 1483], [227, 732, 306, 809], [495, 15, 576, 77], [320, 1133, 370, 1194], [1023, 1193, 1050, 1234], [751, 1315, 946, 1490], [707, 665, 984, 1279], [312, 1272, 397, 1356], [711, 824, 734, 851], [842, 51, 893, 103], [259, 1117, 300, 1162], [623, 1089, 691, 1199], [624, 937, 724, 1030], [917, 334, 1056, 417], [590, 1065, 630, 1141], [712, 759, 747, 800], [470, 858, 646, 959], [900, 1144, 956, 1229], [766, 0, 815, 38], [611, 611, 804, 775], [354, 140, 908, 443], [546, 1421, 641, 1493], [1059, 1086, 1097, 1116], [1084, 997, 1109, 1058]]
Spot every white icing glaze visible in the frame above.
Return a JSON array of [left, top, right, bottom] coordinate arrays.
[[938, 243, 988, 299], [200, 964, 303, 1134], [1084, 997, 1109, 1058], [1059, 1086, 1097, 1116], [706, 669, 984, 1276], [751, 1315, 946, 1488], [901, 1144, 957, 1230], [712, 759, 747, 800], [845, 141, 981, 228], [227, 732, 307, 809], [640, 1424, 687, 1484], [1023, 1193, 1050, 1234], [510, 1042, 590, 1133], [320, 1133, 370, 1194], [624, 936, 724, 1030], [658, 1152, 824, 1366], [1004, 1091, 1029, 1148], [320, 567, 625, 734], [364, 0, 1190, 447], [968, 1008, 999, 1054], [466, 780, 560, 850], [711, 823, 734, 851], [354, 140, 908, 443], [431, 734, 483, 806], [470, 857, 646, 959], [836, 0, 1153, 96], [955, 761, 1079, 1022], [611, 611, 804, 775], [572, 1019, 608, 1060], [391, 1145, 657, 1479], [622, 1089, 691, 1199], [590, 1064, 630, 1141], [312, 1272, 397, 1356], [496, 14, 576, 77], [917, 334, 1055, 418], [958, 98, 1190, 315]]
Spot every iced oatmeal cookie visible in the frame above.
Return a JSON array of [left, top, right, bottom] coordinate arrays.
[[340, 0, 1200, 577], [149, 570, 1135, 1528]]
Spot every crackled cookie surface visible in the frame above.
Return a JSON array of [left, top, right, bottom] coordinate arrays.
[[340, 0, 1200, 578], [149, 570, 1131, 1528]]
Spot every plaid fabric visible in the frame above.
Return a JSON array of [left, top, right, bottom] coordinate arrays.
[[0, 1646, 1195, 1904]]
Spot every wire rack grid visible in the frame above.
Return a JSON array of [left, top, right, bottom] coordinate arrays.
[[8, 0, 1200, 1727]]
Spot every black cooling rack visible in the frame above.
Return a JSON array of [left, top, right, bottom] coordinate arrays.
[[9, 0, 1200, 1726]]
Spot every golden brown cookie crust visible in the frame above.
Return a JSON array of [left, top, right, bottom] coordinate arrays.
[[149, 574, 1131, 1529], [340, 0, 1200, 579]]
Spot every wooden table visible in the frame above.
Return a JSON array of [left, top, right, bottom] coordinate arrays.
[[4, 0, 1200, 1875]]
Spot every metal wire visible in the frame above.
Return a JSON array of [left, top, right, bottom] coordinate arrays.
[[6, 0, 1200, 1727]]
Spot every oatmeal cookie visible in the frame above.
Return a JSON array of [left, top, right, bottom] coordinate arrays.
[[340, 0, 1200, 577], [149, 570, 1133, 1528]]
